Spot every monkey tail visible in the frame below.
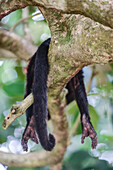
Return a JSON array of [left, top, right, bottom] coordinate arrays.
[[33, 38, 55, 151]]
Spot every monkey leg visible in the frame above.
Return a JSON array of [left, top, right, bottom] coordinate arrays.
[[22, 106, 50, 151], [66, 70, 98, 149]]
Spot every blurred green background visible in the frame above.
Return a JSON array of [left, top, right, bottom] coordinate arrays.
[[0, 6, 113, 170]]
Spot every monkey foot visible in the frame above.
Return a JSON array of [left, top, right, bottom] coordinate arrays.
[[81, 114, 98, 149], [21, 116, 38, 151]]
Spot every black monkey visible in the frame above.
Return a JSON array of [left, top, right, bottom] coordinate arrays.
[[22, 38, 97, 152]]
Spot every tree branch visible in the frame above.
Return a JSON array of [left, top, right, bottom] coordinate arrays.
[[0, 0, 113, 29], [2, 93, 33, 129], [86, 66, 98, 93], [10, 12, 40, 32], [41, 9, 113, 94], [0, 48, 17, 59], [0, 29, 37, 60]]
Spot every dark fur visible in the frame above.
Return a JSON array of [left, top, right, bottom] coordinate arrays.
[[22, 38, 97, 151], [66, 70, 90, 121], [24, 38, 55, 151]]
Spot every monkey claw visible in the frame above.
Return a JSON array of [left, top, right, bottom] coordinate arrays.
[[81, 114, 98, 149]]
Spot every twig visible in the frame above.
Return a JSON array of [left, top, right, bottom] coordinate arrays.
[[2, 93, 33, 129], [22, 7, 32, 41], [70, 114, 80, 136], [10, 13, 41, 32], [86, 66, 97, 94]]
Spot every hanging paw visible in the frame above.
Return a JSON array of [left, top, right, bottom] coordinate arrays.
[[21, 116, 38, 151], [81, 114, 98, 149]]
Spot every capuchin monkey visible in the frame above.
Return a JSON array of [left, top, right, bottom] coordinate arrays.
[[21, 38, 97, 152]]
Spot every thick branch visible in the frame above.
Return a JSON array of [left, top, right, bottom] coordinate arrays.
[[0, 145, 64, 167], [40, 9, 113, 95], [0, 0, 113, 28], [0, 0, 28, 20], [0, 29, 37, 60]]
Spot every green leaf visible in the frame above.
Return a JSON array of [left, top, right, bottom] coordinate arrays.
[[66, 101, 79, 115], [98, 82, 113, 94], [89, 104, 99, 129], [3, 80, 25, 97], [63, 150, 113, 170]]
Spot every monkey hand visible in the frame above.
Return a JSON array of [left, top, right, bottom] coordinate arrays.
[[81, 114, 98, 149]]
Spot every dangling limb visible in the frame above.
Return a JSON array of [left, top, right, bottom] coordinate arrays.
[[21, 114, 38, 151], [22, 54, 38, 151], [66, 70, 98, 149]]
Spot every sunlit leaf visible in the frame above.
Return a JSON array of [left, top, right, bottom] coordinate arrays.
[[89, 104, 99, 129], [3, 80, 25, 97]]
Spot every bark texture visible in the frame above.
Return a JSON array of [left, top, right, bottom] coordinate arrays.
[[0, 0, 113, 28], [0, 29, 37, 60]]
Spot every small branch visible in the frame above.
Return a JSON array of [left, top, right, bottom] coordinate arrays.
[[0, 29, 37, 61], [0, 48, 17, 59], [86, 66, 98, 94], [70, 114, 80, 136], [2, 93, 33, 129], [10, 13, 40, 32], [22, 7, 32, 41]]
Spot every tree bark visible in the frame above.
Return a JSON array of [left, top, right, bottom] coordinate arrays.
[[40, 8, 113, 95], [0, 0, 113, 28], [0, 29, 37, 60]]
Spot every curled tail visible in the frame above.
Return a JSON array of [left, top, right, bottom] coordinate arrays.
[[33, 38, 55, 151]]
